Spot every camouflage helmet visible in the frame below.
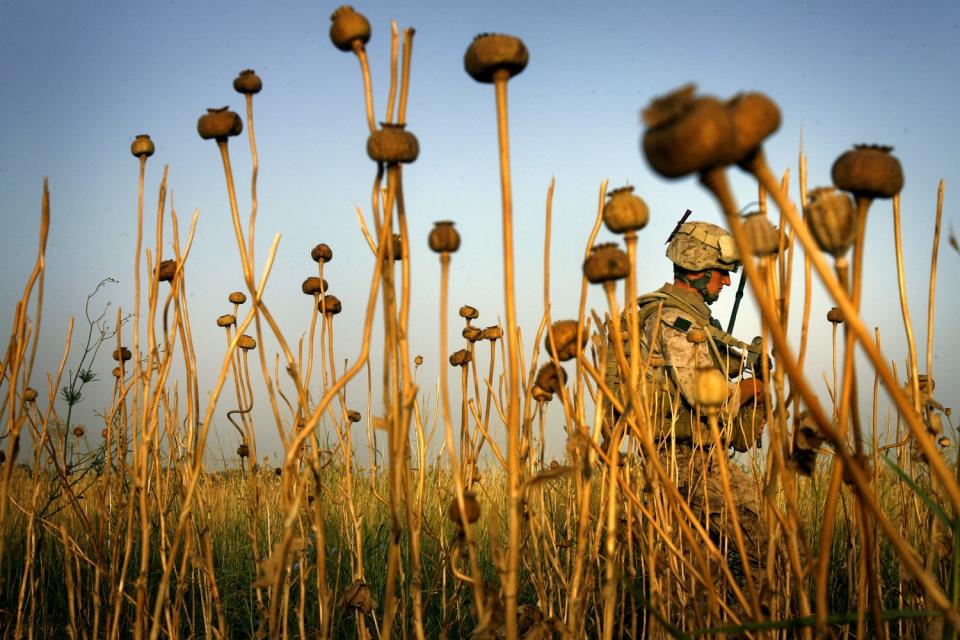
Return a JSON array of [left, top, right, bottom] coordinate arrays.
[[666, 221, 740, 272]]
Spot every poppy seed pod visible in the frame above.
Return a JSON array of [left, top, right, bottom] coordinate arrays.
[[347, 410, 362, 423], [602, 186, 649, 234], [583, 243, 630, 284], [197, 107, 243, 141], [447, 491, 481, 527], [459, 306, 479, 320], [694, 368, 727, 408], [686, 328, 707, 344], [233, 69, 262, 95], [217, 314, 237, 328], [367, 123, 419, 164], [805, 187, 856, 258], [329, 5, 371, 52], [73, 426, 85, 438], [113, 347, 132, 362], [101, 428, 108, 438], [228, 291, 247, 305], [831, 144, 904, 200], [158, 259, 177, 282], [23, 388, 38, 402], [302, 277, 328, 295], [449, 349, 472, 367], [544, 320, 586, 361], [534, 362, 568, 395], [237, 335, 257, 351], [826, 307, 844, 324], [429, 221, 461, 253], [112, 367, 122, 378], [725, 92, 781, 164], [414, 355, 423, 366], [741, 213, 781, 257], [237, 443, 250, 458], [482, 325, 502, 341], [130, 134, 155, 158], [463, 326, 483, 342], [311, 243, 333, 263], [532, 386, 553, 403], [320, 295, 342, 315], [464, 33, 528, 83], [642, 85, 737, 178]]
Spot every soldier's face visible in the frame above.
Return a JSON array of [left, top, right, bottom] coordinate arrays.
[[700, 269, 731, 304]]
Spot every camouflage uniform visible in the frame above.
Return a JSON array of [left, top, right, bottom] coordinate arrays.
[[606, 222, 771, 603]]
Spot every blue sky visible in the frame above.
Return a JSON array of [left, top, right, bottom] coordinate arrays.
[[1, 0, 958, 462]]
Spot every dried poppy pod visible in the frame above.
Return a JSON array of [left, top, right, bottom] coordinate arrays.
[[346, 410, 362, 423], [367, 123, 419, 164], [831, 144, 904, 200], [428, 221, 461, 253], [237, 443, 250, 458], [233, 69, 262, 95], [113, 347, 132, 362], [741, 213, 781, 257], [464, 33, 528, 83], [826, 307, 844, 324], [686, 328, 707, 344], [130, 134, 155, 158], [641, 84, 737, 179], [449, 349, 472, 367], [602, 186, 649, 234], [197, 107, 243, 141], [462, 326, 483, 342], [805, 186, 856, 258], [481, 325, 502, 341], [73, 426, 85, 438], [534, 362, 568, 395], [301, 277, 328, 295], [329, 5, 371, 52], [544, 320, 586, 361], [237, 335, 257, 351], [112, 366, 123, 378], [414, 355, 423, 366], [447, 491, 481, 527], [157, 259, 177, 282], [790, 411, 825, 476], [101, 428, 108, 438], [23, 388, 38, 402], [274, 466, 282, 476], [320, 295, 342, 315], [725, 92, 781, 165], [532, 386, 553, 403], [583, 243, 630, 284], [311, 243, 333, 263], [228, 291, 247, 305], [459, 305, 479, 320], [694, 368, 727, 409], [340, 578, 377, 614], [216, 314, 237, 328]]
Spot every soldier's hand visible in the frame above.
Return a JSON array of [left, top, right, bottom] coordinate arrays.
[[745, 336, 772, 380]]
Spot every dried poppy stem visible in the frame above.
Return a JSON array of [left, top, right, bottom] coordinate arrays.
[[892, 194, 922, 414], [437, 251, 487, 620], [397, 28, 414, 125], [385, 21, 399, 124], [926, 180, 944, 382], [353, 41, 377, 134], [751, 161, 960, 510], [721, 203, 960, 626], [244, 93, 259, 265]]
